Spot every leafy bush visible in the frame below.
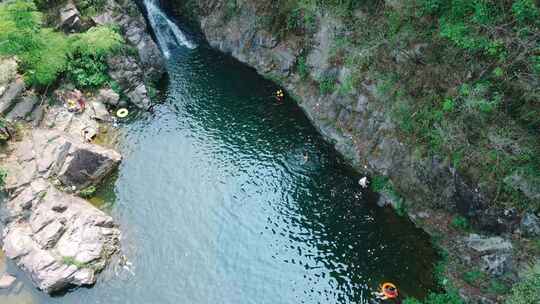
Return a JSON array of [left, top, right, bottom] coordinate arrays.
[[0, 0, 70, 86], [404, 290, 463, 304], [506, 263, 540, 304], [450, 215, 469, 231], [296, 55, 309, 80], [0, 168, 7, 188], [462, 269, 485, 285], [0, 0, 122, 88], [79, 185, 97, 198], [66, 26, 123, 88], [319, 75, 336, 95]]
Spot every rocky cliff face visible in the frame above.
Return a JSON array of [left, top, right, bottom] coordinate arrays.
[[177, 1, 494, 227], [169, 1, 539, 302]]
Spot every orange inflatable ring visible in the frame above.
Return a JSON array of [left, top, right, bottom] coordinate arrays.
[[381, 282, 398, 299]]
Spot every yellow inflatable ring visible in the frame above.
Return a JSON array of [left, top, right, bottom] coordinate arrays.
[[381, 282, 398, 298], [116, 108, 129, 118]]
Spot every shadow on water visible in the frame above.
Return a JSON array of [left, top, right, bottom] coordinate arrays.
[[1, 24, 437, 304]]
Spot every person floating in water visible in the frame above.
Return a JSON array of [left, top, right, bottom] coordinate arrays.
[[275, 89, 284, 102], [373, 282, 401, 303]]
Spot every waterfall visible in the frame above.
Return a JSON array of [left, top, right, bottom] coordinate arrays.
[[143, 0, 196, 58]]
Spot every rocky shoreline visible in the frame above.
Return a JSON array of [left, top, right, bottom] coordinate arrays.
[[0, 0, 164, 295], [171, 1, 539, 303]]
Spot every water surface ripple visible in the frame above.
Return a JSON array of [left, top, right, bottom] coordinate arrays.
[[1, 46, 436, 304]]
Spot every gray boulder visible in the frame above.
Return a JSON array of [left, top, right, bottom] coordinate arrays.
[[107, 55, 151, 109], [96, 88, 120, 107], [59, 2, 81, 32], [6, 93, 38, 122], [0, 78, 25, 114], [465, 234, 513, 253], [90, 100, 112, 122], [481, 253, 512, 277], [31, 129, 122, 190], [3, 182, 120, 293], [520, 213, 540, 238], [0, 57, 18, 87], [1, 128, 122, 293]]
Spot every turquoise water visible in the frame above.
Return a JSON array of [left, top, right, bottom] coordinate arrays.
[[1, 43, 437, 304]]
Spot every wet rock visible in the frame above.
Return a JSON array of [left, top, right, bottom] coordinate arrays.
[[59, 2, 81, 32], [6, 93, 37, 122], [0, 78, 25, 114], [0, 274, 16, 289], [520, 213, 540, 238], [481, 253, 512, 277], [2, 183, 120, 293], [465, 234, 513, 253], [96, 88, 120, 107]]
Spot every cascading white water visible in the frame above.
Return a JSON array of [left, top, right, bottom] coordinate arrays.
[[143, 0, 196, 58]]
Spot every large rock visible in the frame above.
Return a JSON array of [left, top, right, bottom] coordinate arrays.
[[481, 253, 512, 277], [32, 129, 122, 190], [465, 233, 513, 277], [95, 88, 120, 107], [2, 182, 120, 293], [59, 2, 81, 32], [0, 77, 25, 114], [6, 93, 38, 122], [520, 213, 540, 238], [1, 127, 121, 293], [465, 234, 513, 253], [3, 129, 121, 193]]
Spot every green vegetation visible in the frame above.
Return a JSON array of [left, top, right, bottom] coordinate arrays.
[[506, 263, 540, 304], [462, 269, 485, 285], [0, 0, 123, 88], [79, 185, 97, 198], [0, 168, 7, 188], [403, 291, 464, 304], [67, 26, 123, 88], [75, 0, 106, 17], [450, 215, 469, 231], [318, 75, 336, 95], [62, 256, 88, 268], [262, 0, 540, 213]]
